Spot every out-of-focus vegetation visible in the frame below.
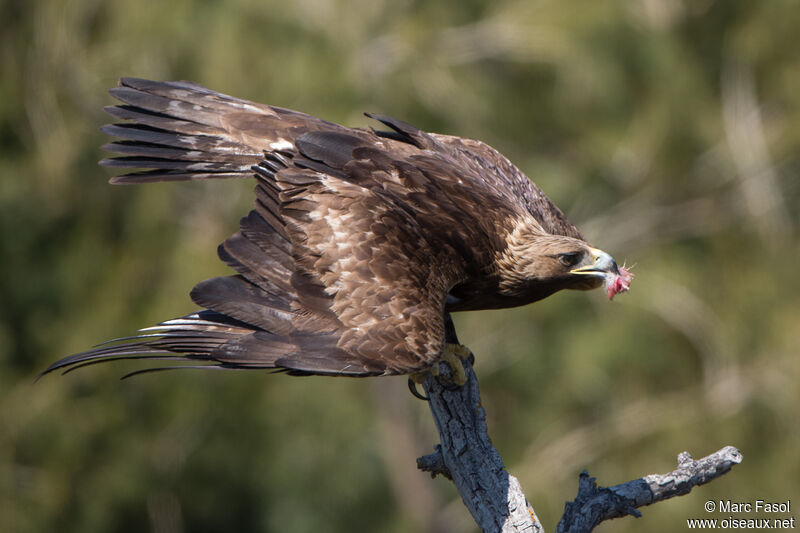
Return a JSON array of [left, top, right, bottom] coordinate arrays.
[[1, 0, 798, 531]]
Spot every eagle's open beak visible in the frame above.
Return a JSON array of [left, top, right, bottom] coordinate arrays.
[[570, 248, 633, 300]]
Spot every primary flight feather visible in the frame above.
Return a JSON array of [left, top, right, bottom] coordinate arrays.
[[45, 78, 632, 378]]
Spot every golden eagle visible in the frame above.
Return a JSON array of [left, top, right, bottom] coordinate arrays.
[[45, 78, 632, 380]]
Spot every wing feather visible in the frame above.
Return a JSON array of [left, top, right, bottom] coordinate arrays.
[[100, 78, 348, 183]]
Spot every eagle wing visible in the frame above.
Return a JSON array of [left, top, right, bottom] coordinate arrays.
[[199, 142, 468, 376], [46, 79, 471, 377], [99, 78, 347, 183]]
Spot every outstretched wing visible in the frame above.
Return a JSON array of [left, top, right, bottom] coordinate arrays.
[[45, 79, 469, 377], [99, 77, 348, 183], [191, 148, 467, 376]]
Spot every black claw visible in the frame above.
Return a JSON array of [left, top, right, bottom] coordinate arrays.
[[407, 377, 430, 401]]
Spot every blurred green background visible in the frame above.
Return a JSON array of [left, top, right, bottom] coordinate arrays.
[[2, 0, 798, 531]]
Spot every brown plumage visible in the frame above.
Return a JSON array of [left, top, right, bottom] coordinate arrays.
[[45, 78, 632, 378]]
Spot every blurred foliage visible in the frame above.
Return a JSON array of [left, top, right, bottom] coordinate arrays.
[[1, 0, 798, 531]]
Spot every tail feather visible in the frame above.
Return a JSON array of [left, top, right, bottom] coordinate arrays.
[[41, 311, 273, 377]]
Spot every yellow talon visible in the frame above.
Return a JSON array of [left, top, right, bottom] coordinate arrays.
[[408, 343, 472, 393], [440, 343, 471, 386]]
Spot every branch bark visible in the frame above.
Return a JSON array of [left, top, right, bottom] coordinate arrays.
[[556, 446, 743, 533], [415, 315, 742, 532], [418, 353, 542, 533]]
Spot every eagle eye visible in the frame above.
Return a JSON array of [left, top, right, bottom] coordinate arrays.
[[558, 252, 584, 267]]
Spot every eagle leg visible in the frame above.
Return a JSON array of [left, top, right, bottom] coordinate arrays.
[[407, 313, 472, 398]]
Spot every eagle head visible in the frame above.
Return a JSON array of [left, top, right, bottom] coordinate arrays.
[[555, 243, 633, 300], [497, 233, 633, 303]]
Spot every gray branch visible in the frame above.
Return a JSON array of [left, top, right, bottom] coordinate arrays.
[[556, 446, 743, 533], [416, 318, 742, 532], [418, 354, 543, 533]]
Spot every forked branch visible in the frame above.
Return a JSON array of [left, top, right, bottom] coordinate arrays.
[[416, 316, 742, 532]]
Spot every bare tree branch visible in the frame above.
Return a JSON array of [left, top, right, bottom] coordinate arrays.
[[556, 446, 743, 533], [418, 353, 543, 533], [416, 315, 742, 532]]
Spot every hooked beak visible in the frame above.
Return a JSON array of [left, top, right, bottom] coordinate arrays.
[[570, 248, 619, 277], [571, 248, 633, 300]]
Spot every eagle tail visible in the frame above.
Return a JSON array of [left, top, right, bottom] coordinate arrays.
[[99, 78, 276, 183], [43, 308, 372, 379], [40, 310, 294, 377]]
